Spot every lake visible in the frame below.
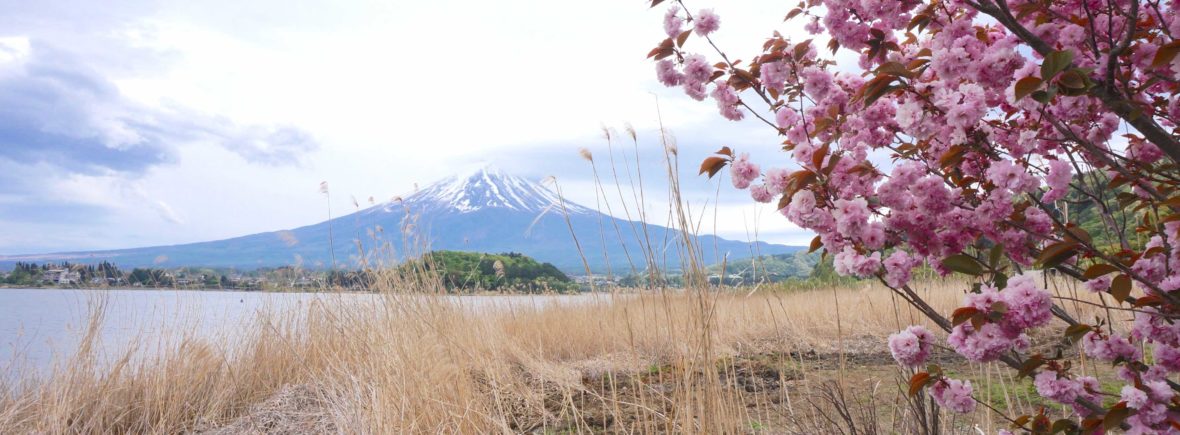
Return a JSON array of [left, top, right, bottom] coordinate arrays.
[[0, 288, 604, 379]]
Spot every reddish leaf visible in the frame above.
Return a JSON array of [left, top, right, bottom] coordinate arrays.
[[970, 312, 988, 330], [1103, 402, 1131, 430], [939, 145, 966, 169], [1058, 70, 1086, 90], [646, 38, 674, 59], [812, 142, 830, 168], [1017, 355, 1045, 379], [1133, 294, 1163, 308], [908, 372, 931, 397], [808, 235, 822, 253], [1152, 41, 1180, 68], [951, 306, 979, 326], [1110, 274, 1132, 302], [1064, 224, 1092, 244], [1037, 241, 1080, 268], [699, 156, 728, 178], [1083, 263, 1120, 279], [793, 39, 813, 60], [1014, 76, 1043, 101], [876, 61, 913, 78]]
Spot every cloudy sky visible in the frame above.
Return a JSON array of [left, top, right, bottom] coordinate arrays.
[[0, 0, 819, 255]]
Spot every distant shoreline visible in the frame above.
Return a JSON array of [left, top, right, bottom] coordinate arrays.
[[0, 285, 340, 294], [0, 285, 610, 296]]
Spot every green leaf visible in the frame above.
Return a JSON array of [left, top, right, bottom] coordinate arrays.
[[993, 271, 1008, 290], [1064, 324, 1092, 343], [1040, 50, 1075, 81], [988, 244, 1004, 268], [1051, 418, 1079, 434], [941, 254, 983, 276], [1031, 86, 1057, 104]]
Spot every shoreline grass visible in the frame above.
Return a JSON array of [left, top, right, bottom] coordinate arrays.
[[0, 276, 1117, 433]]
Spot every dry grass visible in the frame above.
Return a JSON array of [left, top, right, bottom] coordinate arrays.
[[0, 274, 1121, 434]]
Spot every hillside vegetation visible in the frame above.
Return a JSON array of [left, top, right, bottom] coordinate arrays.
[[410, 250, 576, 293]]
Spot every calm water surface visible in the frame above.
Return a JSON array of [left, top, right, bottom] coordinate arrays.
[[0, 288, 602, 377]]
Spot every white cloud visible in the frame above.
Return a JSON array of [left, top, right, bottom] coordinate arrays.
[[0, 0, 821, 254]]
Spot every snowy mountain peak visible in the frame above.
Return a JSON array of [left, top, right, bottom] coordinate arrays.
[[401, 166, 592, 215]]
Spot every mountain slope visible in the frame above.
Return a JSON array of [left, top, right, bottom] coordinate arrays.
[[0, 167, 801, 273]]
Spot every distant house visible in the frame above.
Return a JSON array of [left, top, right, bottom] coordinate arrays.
[[291, 277, 320, 287], [572, 275, 618, 287], [42, 269, 81, 285], [62, 271, 81, 285], [90, 276, 123, 286], [41, 269, 64, 284]]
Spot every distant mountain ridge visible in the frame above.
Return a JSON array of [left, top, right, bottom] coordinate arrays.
[[0, 166, 802, 273]]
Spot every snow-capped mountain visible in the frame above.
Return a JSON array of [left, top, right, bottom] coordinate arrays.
[[398, 166, 592, 215], [1, 167, 801, 273]]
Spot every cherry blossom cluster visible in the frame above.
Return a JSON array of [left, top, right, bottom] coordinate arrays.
[[887, 325, 934, 367], [930, 378, 976, 414], [648, 0, 1179, 427], [945, 276, 1052, 363]]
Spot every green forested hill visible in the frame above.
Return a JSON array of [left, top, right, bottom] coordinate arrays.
[[413, 250, 575, 293]]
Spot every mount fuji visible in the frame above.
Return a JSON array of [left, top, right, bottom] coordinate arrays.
[[1, 167, 802, 273]]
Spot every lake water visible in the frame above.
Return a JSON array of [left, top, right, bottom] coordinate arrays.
[[0, 288, 604, 379]]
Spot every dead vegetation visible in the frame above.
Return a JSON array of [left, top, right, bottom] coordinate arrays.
[[0, 275, 1118, 434]]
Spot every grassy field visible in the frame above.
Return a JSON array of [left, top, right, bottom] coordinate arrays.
[[0, 273, 1121, 434]]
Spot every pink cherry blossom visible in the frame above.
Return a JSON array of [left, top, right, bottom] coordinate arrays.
[[930, 378, 975, 414], [1033, 371, 1080, 404], [681, 54, 712, 84], [883, 250, 917, 287], [748, 183, 774, 203], [656, 60, 684, 87], [711, 81, 744, 121], [1083, 331, 1140, 362], [888, 325, 934, 367], [693, 9, 720, 36], [729, 152, 759, 189], [775, 107, 799, 130], [1084, 275, 1111, 293], [663, 7, 683, 38], [646, 0, 1180, 419], [763, 167, 790, 192], [1042, 158, 1072, 203]]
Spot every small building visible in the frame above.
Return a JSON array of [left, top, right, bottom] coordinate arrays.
[[42, 269, 80, 285]]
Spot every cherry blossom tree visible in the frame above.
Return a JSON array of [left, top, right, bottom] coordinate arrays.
[[647, 0, 1180, 430]]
